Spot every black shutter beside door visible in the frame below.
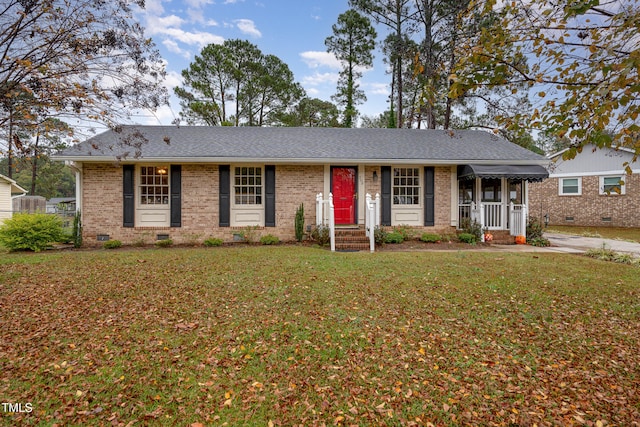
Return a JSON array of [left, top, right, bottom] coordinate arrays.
[[170, 165, 181, 227], [424, 166, 435, 226], [123, 165, 135, 227], [265, 165, 276, 227], [381, 166, 391, 226], [219, 165, 230, 227]]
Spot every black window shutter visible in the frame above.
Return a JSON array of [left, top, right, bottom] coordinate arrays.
[[381, 166, 391, 226], [424, 166, 435, 226], [170, 165, 181, 227], [123, 165, 135, 227], [265, 165, 276, 227], [219, 165, 230, 227]]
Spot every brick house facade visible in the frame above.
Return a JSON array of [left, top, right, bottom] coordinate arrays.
[[528, 145, 639, 228], [54, 126, 548, 246]]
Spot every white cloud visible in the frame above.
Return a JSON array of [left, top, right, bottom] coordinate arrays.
[[206, 19, 219, 27], [224, 0, 245, 4], [302, 72, 339, 86], [184, 0, 215, 7], [163, 28, 224, 48], [162, 39, 191, 59], [300, 51, 341, 70], [146, 14, 186, 33], [235, 19, 262, 38], [366, 83, 390, 96]]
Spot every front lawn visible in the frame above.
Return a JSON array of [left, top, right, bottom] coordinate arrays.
[[1, 247, 638, 426]]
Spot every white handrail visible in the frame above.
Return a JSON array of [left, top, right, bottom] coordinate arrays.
[[316, 192, 336, 252], [365, 193, 381, 253]]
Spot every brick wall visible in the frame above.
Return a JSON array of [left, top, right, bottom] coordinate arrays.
[[528, 174, 640, 227], [80, 163, 456, 246]]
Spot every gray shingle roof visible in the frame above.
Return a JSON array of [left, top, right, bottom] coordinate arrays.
[[54, 126, 547, 165]]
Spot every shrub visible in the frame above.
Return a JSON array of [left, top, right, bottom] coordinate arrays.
[[374, 227, 388, 245], [458, 233, 476, 244], [392, 224, 415, 241], [103, 240, 122, 249], [204, 237, 224, 247], [460, 218, 482, 242], [528, 237, 550, 247], [294, 203, 305, 242], [420, 233, 441, 243], [155, 239, 173, 248], [0, 213, 65, 252], [72, 211, 83, 248], [310, 226, 330, 246], [526, 217, 545, 241], [385, 231, 404, 244], [260, 234, 279, 245]]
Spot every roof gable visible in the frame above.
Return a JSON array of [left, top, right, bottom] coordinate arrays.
[[54, 126, 548, 165]]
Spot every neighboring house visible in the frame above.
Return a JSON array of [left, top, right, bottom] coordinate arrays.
[[529, 144, 639, 227], [46, 197, 76, 214], [52, 126, 548, 246], [0, 174, 27, 222]]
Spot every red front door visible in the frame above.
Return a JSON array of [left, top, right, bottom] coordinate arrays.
[[332, 167, 356, 224]]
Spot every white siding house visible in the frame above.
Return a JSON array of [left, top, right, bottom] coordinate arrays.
[[0, 174, 28, 222]]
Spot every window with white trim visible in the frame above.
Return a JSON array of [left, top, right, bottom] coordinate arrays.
[[559, 177, 581, 196], [600, 175, 625, 195], [140, 166, 169, 205], [393, 167, 420, 205], [234, 166, 263, 205]]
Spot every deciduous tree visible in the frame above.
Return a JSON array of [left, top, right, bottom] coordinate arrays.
[[0, 0, 167, 135], [452, 0, 640, 169]]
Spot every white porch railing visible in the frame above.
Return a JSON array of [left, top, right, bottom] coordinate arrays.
[[509, 203, 527, 237], [482, 202, 503, 230], [365, 193, 381, 253], [316, 192, 336, 252], [459, 201, 528, 241]]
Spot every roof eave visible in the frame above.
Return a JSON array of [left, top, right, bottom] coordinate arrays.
[[52, 155, 550, 166]]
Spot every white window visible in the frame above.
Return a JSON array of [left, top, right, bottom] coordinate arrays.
[[234, 166, 262, 205], [600, 175, 625, 195], [140, 166, 169, 205], [559, 177, 581, 196], [393, 167, 420, 205]]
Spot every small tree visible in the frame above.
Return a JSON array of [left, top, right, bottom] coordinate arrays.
[[295, 203, 305, 242]]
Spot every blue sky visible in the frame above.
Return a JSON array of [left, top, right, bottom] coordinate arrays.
[[135, 0, 391, 125]]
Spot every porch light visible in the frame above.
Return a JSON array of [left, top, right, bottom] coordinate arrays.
[[544, 213, 549, 227], [373, 170, 378, 182], [157, 167, 168, 175]]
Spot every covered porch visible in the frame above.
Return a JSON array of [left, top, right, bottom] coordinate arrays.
[[457, 164, 548, 239]]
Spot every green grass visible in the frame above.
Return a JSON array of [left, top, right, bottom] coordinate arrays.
[[546, 225, 640, 242], [1, 247, 639, 426]]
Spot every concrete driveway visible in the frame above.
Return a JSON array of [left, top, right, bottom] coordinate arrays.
[[544, 233, 640, 257]]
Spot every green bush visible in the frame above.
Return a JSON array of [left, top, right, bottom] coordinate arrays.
[[72, 211, 82, 248], [526, 217, 545, 241], [295, 203, 305, 242], [0, 213, 65, 252], [385, 231, 404, 244], [204, 237, 224, 247], [310, 226, 330, 246], [103, 240, 122, 249], [420, 233, 441, 243], [392, 225, 415, 241], [155, 239, 173, 248], [260, 234, 280, 245], [460, 218, 482, 242], [528, 237, 550, 247], [374, 227, 388, 245], [458, 233, 476, 244]]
